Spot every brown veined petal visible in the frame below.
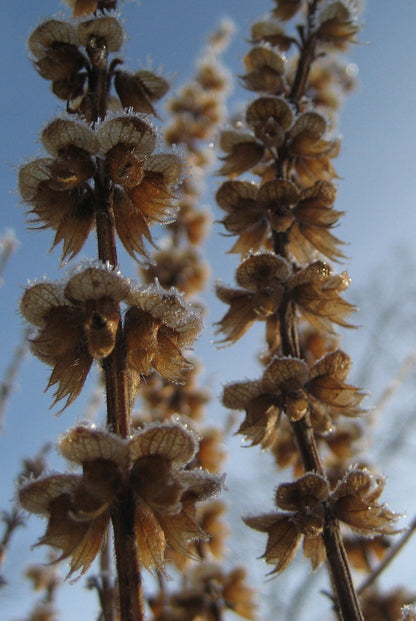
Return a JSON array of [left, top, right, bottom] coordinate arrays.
[[244, 513, 301, 574], [20, 282, 66, 327], [157, 500, 207, 558], [124, 307, 159, 375], [64, 266, 130, 305], [153, 331, 194, 384], [46, 343, 93, 412], [303, 534, 326, 570], [134, 497, 166, 573], [64, 510, 109, 580], [97, 114, 156, 157], [275, 473, 329, 512], [77, 17, 124, 53], [129, 423, 197, 467], [28, 20, 78, 59], [113, 187, 154, 262], [59, 425, 128, 467], [19, 474, 80, 516], [41, 118, 99, 157]]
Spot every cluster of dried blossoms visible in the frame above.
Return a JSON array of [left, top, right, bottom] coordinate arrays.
[[215, 1, 408, 620], [15, 2, 237, 620]]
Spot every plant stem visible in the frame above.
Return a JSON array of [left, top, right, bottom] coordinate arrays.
[[278, 290, 363, 621], [88, 31, 145, 621]]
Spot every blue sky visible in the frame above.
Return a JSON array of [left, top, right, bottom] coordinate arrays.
[[1, 1, 416, 619]]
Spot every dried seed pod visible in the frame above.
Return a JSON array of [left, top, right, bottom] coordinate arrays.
[[330, 468, 401, 536]]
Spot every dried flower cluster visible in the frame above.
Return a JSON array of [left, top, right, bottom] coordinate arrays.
[[214, 2, 404, 620], [15, 3, 232, 621], [5, 1, 415, 620]]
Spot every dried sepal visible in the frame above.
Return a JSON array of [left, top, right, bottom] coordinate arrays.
[[19, 474, 80, 516], [41, 118, 99, 157], [77, 17, 124, 52], [330, 468, 401, 536], [129, 423, 197, 467], [287, 261, 355, 332], [272, 0, 303, 21], [275, 473, 329, 512], [127, 284, 201, 346], [20, 282, 66, 327], [251, 19, 294, 50], [236, 252, 290, 290], [215, 253, 288, 345], [291, 180, 345, 262], [308, 349, 365, 417], [244, 513, 301, 574], [218, 129, 265, 177], [246, 96, 294, 147], [98, 114, 156, 159], [29, 20, 78, 59], [316, 1, 360, 47], [241, 46, 286, 93], [114, 69, 170, 116], [59, 425, 128, 467], [64, 266, 129, 304]]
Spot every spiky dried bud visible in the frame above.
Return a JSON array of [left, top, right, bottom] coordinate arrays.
[[20, 266, 130, 410], [215, 253, 290, 345], [125, 284, 202, 383]]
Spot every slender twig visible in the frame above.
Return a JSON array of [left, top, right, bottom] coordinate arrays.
[[357, 514, 416, 596], [0, 328, 29, 431]]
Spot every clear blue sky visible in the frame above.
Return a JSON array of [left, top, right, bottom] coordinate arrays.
[[1, 1, 416, 619]]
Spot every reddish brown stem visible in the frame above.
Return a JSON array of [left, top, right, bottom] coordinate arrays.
[[89, 35, 145, 621]]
